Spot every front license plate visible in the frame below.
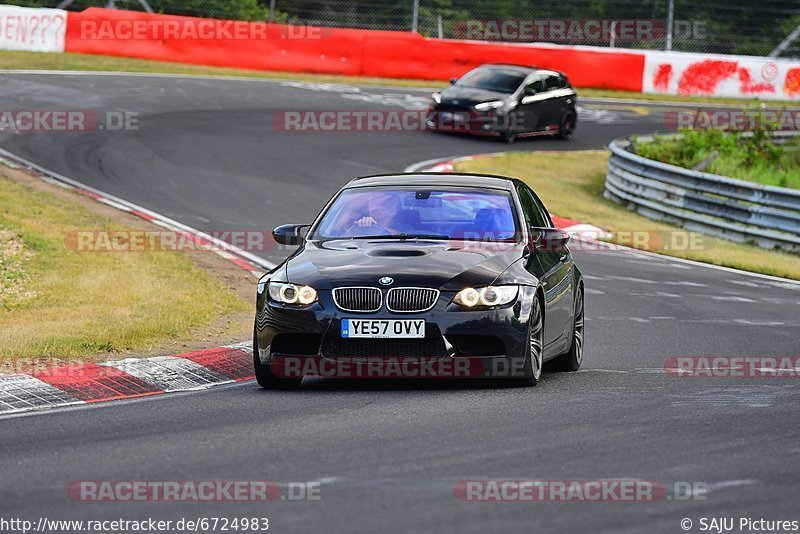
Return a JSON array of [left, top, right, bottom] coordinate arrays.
[[341, 319, 425, 339]]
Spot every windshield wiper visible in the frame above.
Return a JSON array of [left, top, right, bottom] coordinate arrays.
[[350, 233, 451, 240]]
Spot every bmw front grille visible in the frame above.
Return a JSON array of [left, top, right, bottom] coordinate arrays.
[[332, 287, 439, 313], [332, 287, 382, 313], [386, 287, 439, 313]]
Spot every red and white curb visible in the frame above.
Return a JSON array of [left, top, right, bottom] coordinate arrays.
[[405, 153, 612, 239], [0, 147, 274, 278], [0, 147, 269, 416], [0, 344, 254, 416]]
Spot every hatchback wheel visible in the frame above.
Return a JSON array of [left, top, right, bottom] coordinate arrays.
[[558, 110, 576, 140], [501, 131, 517, 143]]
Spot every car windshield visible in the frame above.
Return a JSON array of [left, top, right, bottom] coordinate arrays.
[[313, 187, 519, 241], [455, 68, 526, 94]]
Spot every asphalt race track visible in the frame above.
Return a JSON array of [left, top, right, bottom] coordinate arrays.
[[1, 73, 799, 533]]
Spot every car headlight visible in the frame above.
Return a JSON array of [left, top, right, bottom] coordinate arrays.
[[268, 282, 317, 306], [452, 286, 518, 308], [431, 92, 442, 104], [474, 100, 505, 111]]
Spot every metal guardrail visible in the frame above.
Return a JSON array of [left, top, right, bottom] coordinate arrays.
[[605, 132, 800, 253]]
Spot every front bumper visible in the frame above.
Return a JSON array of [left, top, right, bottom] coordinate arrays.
[[255, 286, 537, 379], [426, 108, 510, 135]]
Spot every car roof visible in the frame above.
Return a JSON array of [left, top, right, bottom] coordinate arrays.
[[479, 63, 537, 74], [470, 64, 567, 80], [346, 172, 518, 191]]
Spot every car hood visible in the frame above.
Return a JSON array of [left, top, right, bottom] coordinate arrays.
[[281, 239, 525, 291], [438, 86, 511, 107]]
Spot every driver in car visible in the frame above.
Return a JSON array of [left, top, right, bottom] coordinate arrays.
[[351, 194, 407, 234]]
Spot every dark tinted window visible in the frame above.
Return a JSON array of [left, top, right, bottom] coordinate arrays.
[[545, 75, 567, 91], [457, 67, 526, 94], [526, 77, 546, 94], [517, 186, 549, 228]]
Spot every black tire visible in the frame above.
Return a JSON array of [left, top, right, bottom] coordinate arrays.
[[558, 110, 576, 140], [501, 130, 517, 143], [253, 327, 303, 389], [547, 287, 584, 372], [508, 294, 543, 387]]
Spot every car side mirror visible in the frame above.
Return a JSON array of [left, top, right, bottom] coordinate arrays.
[[272, 224, 309, 246], [523, 86, 537, 97], [530, 227, 570, 253], [449, 77, 458, 85]]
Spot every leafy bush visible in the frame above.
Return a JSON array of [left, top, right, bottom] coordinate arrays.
[[634, 127, 800, 190]]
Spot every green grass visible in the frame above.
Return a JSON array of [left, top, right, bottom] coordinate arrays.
[[456, 151, 800, 280], [0, 229, 35, 310], [2, 50, 797, 105], [0, 172, 249, 359], [634, 129, 800, 189]]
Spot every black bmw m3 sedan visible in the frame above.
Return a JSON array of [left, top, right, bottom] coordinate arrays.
[[427, 64, 578, 142], [254, 173, 584, 388]]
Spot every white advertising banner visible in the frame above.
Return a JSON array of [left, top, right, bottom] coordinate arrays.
[[643, 50, 800, 101], [0, 4, 67, 53]]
